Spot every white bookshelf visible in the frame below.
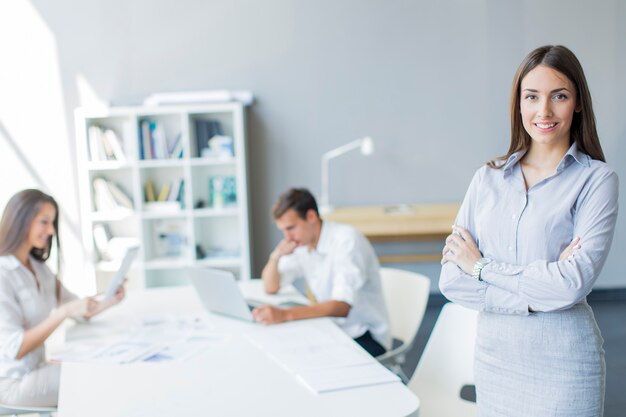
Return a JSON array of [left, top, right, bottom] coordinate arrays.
[[75, 103, 251, 291]]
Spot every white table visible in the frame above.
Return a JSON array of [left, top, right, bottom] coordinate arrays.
[[57, 282, 419, 417]]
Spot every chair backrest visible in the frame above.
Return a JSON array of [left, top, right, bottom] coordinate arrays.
[[408, 302, 478, 417], [379, 267, 430, 347]]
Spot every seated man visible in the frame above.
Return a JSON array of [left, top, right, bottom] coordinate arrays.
[[254, 188, 390, 357]]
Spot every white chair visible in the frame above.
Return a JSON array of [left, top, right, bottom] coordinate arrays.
[[376, 267, 430, 382], [408, 302, 478, 417], [0, 403, 55, 417]]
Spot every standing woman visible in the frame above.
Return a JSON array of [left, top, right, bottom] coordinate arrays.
[[0, 189, 125, 407], [440, 45, 618, 416]]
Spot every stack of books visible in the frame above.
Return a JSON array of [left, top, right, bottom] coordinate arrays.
[[144, 179, 184, 211], [139, 119, 183, 160], [88, 126, 127, 162]]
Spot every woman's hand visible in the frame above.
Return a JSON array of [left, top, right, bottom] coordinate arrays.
[[60, 298, 98, 320], [85, 281, 127, 319], [559, 237, 581, 261], [441, 226, 482, 275]]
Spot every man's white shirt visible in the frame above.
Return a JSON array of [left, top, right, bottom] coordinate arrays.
[[277, 221, 391, 348]]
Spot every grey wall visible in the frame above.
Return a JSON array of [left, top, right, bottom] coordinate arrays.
[[31, 0, 625, 289]]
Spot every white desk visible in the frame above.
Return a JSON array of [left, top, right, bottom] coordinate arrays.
[[57, 282, 419, 417]]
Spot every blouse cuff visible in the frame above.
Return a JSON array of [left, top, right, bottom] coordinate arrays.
[[1, 330, 24, 360]]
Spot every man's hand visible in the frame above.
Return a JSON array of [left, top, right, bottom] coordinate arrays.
[[252, 305, 290, 325], [270, 239, 297, 261]]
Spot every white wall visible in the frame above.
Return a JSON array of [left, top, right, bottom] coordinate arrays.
[[3, 0, 624, 291]]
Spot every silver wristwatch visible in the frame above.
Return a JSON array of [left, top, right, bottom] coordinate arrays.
[[472, 257, 492, 281]]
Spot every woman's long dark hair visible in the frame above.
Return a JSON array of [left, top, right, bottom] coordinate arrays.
[[488, 45, 605, 168], [0, 189, 62, 297]]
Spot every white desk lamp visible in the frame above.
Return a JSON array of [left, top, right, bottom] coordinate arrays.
[[320, 137, 374, 214]]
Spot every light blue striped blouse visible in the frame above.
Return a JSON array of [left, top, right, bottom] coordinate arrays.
[[439, 142, 619, 313]]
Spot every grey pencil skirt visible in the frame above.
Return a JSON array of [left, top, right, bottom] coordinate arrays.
[[475, 301, 605, 417]]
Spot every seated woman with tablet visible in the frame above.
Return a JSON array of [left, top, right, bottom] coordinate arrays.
[[0, 189, 127, 407]]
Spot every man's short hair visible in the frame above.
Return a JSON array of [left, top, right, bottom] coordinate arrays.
[[272, 188, 319, 220]]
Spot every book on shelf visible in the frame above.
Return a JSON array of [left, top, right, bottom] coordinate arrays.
[[107, 181, 133, 209], [103, 129, 127, 162], [139, 119, 182, 160], [157, 183, 171, 202], [152, 124, 169, 160], [144, 179, 184, 209], [145, 181, 156, 202], [140, 120, 152, 160], [92, 178, 133, 212], [168, 133, 183, 159], [88, 126, 126, 162], [168, 179, 184, 202], [209, 176, 237, 208]]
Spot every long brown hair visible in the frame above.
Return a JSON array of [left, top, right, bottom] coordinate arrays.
[[488, 45, 605, 168], [0, 189, 62, 284]]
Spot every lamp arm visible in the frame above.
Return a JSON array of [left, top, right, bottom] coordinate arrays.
[[321, 139, 363, 161], [320, 137, 373, 211], [321, 139, 362, 209]]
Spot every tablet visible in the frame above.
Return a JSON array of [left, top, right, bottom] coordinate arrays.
[[103, 245, 140, 300]]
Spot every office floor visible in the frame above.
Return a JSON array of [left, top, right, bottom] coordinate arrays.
[[403, 298, 626, 417]]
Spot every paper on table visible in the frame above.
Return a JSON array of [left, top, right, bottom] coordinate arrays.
[[51, 339, 164, 364], [52, 316, 222, 364], [144, 333, 229, 362], [266, 344, 372, 373], [247, 324, 398, 393], [296, 362, 400, 394]]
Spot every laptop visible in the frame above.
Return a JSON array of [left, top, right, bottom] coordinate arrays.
[[189, 268, 259, 322]]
